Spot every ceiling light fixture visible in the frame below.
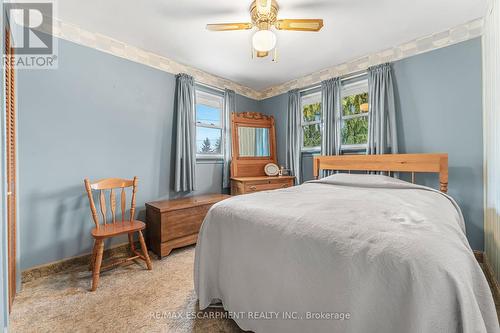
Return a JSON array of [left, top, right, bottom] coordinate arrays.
[[252, 30, 277, 52], [206, 0, 324, 61]]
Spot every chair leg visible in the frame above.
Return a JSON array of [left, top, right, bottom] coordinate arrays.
[[138, 231, 152, 270], [88, 240, 97, 272], [91, 239, 104, 291], [128, 233, 135, 253]]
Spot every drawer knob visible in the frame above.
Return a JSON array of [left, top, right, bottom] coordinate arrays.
[[281, 184, 287, 188], [249, 185, 257, 190]]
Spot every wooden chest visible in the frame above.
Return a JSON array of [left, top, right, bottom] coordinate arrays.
[[145, 194, 231, 258], [231, 176, 295, 195]]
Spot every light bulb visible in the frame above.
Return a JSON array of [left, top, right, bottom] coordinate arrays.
[[252, 30, 277, 52]]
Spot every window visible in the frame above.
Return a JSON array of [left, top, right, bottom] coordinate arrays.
[[340, 79, 369, 151], [195, 88, 224, 158], [300, 91, 322, 151], [299, 77, 369, 153]]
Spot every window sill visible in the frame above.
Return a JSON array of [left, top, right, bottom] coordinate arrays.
[[301, 147, 321, 154], [301, 151, 321, 157], [300, 149, 366, 155], [196, 155, 224, 162], [341, 148, 366, 155]]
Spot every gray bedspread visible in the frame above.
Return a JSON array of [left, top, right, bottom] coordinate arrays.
[[194, 174, 499, 333]]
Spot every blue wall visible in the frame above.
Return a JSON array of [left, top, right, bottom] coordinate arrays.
[[393, 38, 483, 250], [17, 38, 259, 269], [261, 38, 484, 251]]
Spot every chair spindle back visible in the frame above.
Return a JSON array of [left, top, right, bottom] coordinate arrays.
[[84, 177, 138, 228]]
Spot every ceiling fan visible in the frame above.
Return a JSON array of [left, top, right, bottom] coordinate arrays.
[[206, 0, 324, 60]]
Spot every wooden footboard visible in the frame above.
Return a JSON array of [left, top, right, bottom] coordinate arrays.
[[313, 153, 448, 193]]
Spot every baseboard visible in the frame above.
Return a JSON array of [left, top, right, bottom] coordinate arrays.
[[473, 250, 484, 263], [482, 252, 500, 302], [21, 242, 136, 284]]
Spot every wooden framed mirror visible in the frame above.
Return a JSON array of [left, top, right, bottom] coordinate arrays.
[[231, 112, 277, 177], [230, 112, 294, 195]]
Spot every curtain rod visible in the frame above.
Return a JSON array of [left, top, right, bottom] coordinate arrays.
[[299, 69, 368, 94]]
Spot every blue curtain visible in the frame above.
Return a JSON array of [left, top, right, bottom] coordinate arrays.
[[222, 89, 235, 189], [367, 63, 398, 155], [174, 74, 196, 192], [320, 77, 342, 177], [286, 89, 301, 184]]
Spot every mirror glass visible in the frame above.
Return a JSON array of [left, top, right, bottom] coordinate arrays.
[[238, 127, 270, 157]]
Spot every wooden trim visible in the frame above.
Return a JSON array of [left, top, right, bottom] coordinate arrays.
[[5, 26, 16, 311], [313, 153, 449, 193]]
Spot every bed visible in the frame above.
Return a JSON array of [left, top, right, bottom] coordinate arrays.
[[194, 154, 498, 333]]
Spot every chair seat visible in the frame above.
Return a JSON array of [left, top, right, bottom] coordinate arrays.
[[91, 220, 146, 239]]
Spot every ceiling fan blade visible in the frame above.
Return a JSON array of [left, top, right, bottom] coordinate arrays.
[[275, 19, 324, 32], [206, 23, 253, 31]]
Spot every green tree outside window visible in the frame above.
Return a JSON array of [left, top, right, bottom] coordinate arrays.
[[341, 92, 369, 145], [301, 90, 369, 150], [302, 102, 321, 148]]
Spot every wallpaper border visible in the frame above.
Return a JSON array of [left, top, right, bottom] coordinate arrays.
[[259, 18, 484, 99], [45, 17, 483, 100]]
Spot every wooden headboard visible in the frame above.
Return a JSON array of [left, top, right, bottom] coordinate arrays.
[[313, 153, 448, 193]]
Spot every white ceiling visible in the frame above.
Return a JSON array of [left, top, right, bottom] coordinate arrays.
[[53, 0, 487, 91]]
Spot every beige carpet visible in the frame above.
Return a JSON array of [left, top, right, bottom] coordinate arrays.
[[10, 246, 500, 332], [10, 246, 243, 333]]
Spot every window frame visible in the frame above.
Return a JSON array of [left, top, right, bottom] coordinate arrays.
[[300, 89, 322, 152], [340, 79, 369, 152], [194, 85, 225, 160]]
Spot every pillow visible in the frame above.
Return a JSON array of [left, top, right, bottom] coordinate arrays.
[[309, 173, 411, 188]]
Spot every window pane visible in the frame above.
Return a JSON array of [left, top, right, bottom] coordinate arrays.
[[303, 102, 321, 122], [303, 124, 321, 148], [342, 92, 368, 116], [341, 116, 368, 145], [196, 127, 222, 154], [196, 104, 221, 127]]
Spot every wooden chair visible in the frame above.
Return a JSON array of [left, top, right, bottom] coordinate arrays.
[[84, 177, 152, 291]]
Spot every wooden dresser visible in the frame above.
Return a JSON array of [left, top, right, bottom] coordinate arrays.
[[145, 194, 230, 258], [230, 112, 295, 195], [231, 176, 295, 195]]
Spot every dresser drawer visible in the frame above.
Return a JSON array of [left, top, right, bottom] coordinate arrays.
[[245, 180, 292, 192], [231, 176, 295, 195]]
